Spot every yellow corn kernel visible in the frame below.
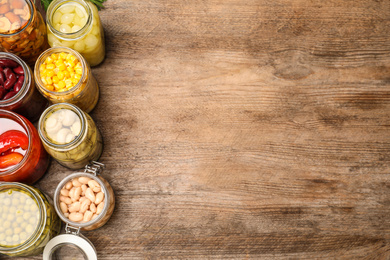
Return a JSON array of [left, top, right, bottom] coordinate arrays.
[[75, 62, 82, 69], [64, 70, 70, 78], [46, 64, 55, 70], [46, 77, 53, 85], [58, 63, 66, 71], [65, 79, 72, 87], [55, 59, 63, 67], [51, 53, 58, 60], [45, 56, 53, 64], [75, 68, 82, 75], [57, 71, 64, 80], [47, 70, 54, 78], [58, 81, 65, 89], [41, 77, 47, 85], [52, 76, 59, 84], [41, 69, 47, 77], [45, 84, 55, 91], [40, 64, 45, 71], [60, 52, 67, 60]]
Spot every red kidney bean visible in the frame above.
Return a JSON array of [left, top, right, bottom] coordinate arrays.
[[0, 87, 5, 100], [3, 67, 12, 79], [13, 66, 24, 75], [3, 91, 16, 100], [13, 76, 24, 93], [0, 59, 18, 68], [4, 72, 17, 90], [0, 69, 4, 85]]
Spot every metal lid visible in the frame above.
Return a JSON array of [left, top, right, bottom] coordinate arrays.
[[0, 0, 32, 35], [42, 232, 97, 260]]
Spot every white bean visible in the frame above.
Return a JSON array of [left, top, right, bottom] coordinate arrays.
[[60, 196, 72, 205], [96, 202, 104, 215], [85, 188, 95, 203], [87, 180, 99, 190], [69, 212, 83, 222], [95, 192, 104, 205], [79, 177, 92, 184], [65, 181, 73, 190], [80, 199, 91, 213], [83, 210, 93, 222], [68, 202, 81, 213], [60, 202, 68, 214], [60, 189, 69, 196]]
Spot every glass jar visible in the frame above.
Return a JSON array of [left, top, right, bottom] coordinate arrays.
[[0, 52, 48, 122], [0, 182, 61, 257], [38, 103, 103, 169], [0, 109, 50, 184], [43, 162, 115, 259], [46, 0, 105, 66], [0, 0, 49, 67], [34, 46, 99, 113]]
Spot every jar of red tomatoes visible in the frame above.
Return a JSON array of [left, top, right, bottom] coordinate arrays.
[[0, 109, 50, 184], [0, 52, 48, 122]]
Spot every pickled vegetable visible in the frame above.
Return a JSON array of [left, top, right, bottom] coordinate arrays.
[[0, 0, 49, 67], [0, 111, 50, 184], [47, 0, 105, 66], [0, 183, 61, 257], [35, 47, 99, 113], [39, 103, 103, 169], [0, 188, 40, 247]]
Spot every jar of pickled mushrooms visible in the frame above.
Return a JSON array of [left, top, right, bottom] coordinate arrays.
[[38, 103, 103, 169]]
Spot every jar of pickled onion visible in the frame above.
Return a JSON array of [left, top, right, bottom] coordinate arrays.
[[46, 0, 105, 66]]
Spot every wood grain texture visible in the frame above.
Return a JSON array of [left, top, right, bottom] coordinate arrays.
[[3, 0, 390, 259]]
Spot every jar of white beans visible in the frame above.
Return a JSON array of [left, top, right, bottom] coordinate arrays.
[[0, 182, 61, 257], [46, 0, 105, 66], [43, 162, 115, 260]]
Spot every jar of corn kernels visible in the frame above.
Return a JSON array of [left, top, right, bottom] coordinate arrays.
[[0, 0, 49, 67], [34, 46, 99, 113], [46, 0, 105, 67]]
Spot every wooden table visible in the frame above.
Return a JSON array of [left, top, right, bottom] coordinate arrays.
[[5, 0, 390, 259]]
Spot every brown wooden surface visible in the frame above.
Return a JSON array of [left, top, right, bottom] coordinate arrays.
[[4, 0, 390, 259]]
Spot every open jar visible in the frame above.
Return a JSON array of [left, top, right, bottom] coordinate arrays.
[[43, 162, 115, 259], [46, 0, 105, 66], [0, 52, 48, 122], [0, 109, 50, 184], [38, 103, 103, 169], [34, 46, 99, 113], [0, 182, 61, 257], [0, 0, 49, 67]]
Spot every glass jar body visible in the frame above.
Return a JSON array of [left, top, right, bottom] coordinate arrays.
[[54, 171, 115, 231], [0, 0, 49, 67], [34, 47, 99, 113], [38, 103, 103, 169], [47, 0, 105, 66], [0, 52, 48, 122], [0, 110, 50, 184], [0, 182, 61, 257]]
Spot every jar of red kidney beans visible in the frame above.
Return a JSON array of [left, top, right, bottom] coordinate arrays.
[[0, 109, 50, 184], [0, 52, 48, 122]]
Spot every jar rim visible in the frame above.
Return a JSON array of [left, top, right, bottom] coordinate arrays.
[[34, 46, 87, 96], [0, 110, 33, 176], [0, 182, 47, 253], [0, 0, 34, 37], [38, 103, 86, 150], [53, 172, 110, 228], [0, 52, 31, 106], [46, 0, 92, 40]]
